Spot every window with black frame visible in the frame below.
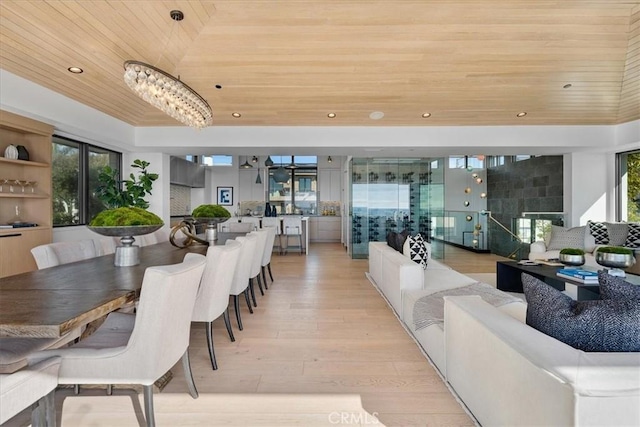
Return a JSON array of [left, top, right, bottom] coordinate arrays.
[[267, 156, 318, 215], [618, 149, 640, 222], [52, 135, 121, 226]]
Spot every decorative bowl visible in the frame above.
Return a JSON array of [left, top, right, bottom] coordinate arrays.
[[88, 224, 163, 237], [595, 252, 636, 269], [559, 253, 585, 266]]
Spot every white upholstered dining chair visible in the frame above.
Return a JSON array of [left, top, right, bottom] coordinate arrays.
[[247, 229, 270, 304], [261, 216, 282, 254], [189, 240, 242, 370], [28, 254, 207, 427], [0, 356, 61, 426], [228, 234, 258, 332], [260, 225, 278, 286], [30, 239, 102, 269]]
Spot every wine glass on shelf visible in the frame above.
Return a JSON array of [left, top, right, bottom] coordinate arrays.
[[8, 179, 15, 193], [23, 181, 32, 194], [13, 180, 21, 193], [19, 180, 27, 193], [31, 181, 38, 194], [0, 179, 4, 193]]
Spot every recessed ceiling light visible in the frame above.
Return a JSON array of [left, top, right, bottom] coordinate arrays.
[[67, 67, 83, 74], [232, 112, 241, 118], [516, 112, 527, 117], [327, 113, 336, 118], [369, 111, 384, 120], [422, 112, 431, 118], [563, 83, 572, 89]]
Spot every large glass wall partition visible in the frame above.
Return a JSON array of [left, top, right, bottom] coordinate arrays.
[[349, 158, 444, 259]]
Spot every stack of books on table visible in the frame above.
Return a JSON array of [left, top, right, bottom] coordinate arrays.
[[556, 268, 599, 284]]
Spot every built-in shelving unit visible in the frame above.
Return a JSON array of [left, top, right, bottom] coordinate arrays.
[[0, 110, 54, 277]]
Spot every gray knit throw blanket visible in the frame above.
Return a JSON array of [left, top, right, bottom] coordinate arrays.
[[413, 282, 521, 331]]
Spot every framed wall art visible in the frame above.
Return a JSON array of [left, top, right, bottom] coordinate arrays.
[[217, 186, 233, 206]]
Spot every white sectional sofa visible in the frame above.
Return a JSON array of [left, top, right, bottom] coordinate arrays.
[[368, 241, 640, 427]]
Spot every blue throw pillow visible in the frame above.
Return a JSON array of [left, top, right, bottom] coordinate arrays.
[[598, 271, 640, 300], [522, 273, 640, 352]]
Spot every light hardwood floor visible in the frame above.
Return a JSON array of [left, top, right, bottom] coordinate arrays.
[[8, 242, 506, 426]]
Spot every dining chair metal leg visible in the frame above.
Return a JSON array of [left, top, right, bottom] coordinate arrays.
[[143, 384, 156, 427], [256, 275, 264, 296], [205, 321, 218, 370], [261, 266, 269, 290], [233, 296, 244, 330], [244, 289, 253, 314], [248, 279, 257, 307], [223, 308, 235, 342], [267, 263, 274, 282], [181, 350, 199, 399]]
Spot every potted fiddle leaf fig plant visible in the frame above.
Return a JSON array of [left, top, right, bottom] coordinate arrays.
[[89, 159, 163, 266]]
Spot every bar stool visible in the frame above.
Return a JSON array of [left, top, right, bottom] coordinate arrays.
[[282, 216, 303, 255]]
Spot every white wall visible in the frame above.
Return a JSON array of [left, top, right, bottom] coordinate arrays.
[[564, 152, 610, 226]]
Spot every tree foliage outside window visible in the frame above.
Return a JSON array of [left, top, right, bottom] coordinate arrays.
[[625, 151, 640, 222], [52, 136, 121, 226]]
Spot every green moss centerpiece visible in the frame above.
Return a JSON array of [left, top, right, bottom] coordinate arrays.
[[169, 204, 231, 247], [88, 160, 163, 266]]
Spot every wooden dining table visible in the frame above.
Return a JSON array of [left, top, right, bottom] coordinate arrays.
[[0, 241, 209, 339]]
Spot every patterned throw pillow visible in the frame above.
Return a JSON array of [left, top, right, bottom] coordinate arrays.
[[604, 222, 629, 246], [522, 273, 640, 352], [625, 223, 640, 248], [547, 225, 586, 250], [587, 220, 609, 245], [598, 271, 640, 300], [403, 233, 428, 269]]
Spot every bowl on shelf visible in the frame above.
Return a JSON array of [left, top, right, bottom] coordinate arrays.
[[558, 249, 586, 267], [595, 247, 636, 277], [559, 253, 585, 266]]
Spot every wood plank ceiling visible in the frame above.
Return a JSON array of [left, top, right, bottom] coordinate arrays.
[[1, 0, 639, 127]]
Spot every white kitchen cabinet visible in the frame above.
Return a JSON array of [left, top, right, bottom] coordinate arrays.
[[310, 216, 341, 242], [238, 170, 266, 201], [319, 169, 342, 201]]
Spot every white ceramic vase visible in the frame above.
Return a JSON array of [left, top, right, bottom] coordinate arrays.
[[4, 144, 18, 160]]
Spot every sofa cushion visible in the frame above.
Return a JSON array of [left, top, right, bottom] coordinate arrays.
[[598, 271, 640, 300], [625, 223, 640, 248], [386, 231, 399, 251], [522, 273, 640, 352], [605, 222, 629, 246], [588, 221, 610, 245], [548, 225, 586, 250], [403, 233, 428, 269]]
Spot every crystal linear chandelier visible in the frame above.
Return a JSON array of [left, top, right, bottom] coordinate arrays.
[[123, 60, 213, 129]]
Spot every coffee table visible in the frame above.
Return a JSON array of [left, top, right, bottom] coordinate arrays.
[[497, 261, 604, 300]]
